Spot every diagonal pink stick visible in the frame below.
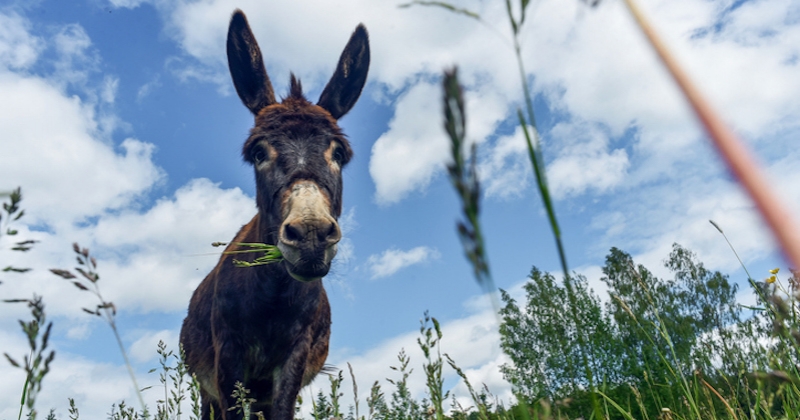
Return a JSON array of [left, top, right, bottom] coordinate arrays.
[[623, 0, 800, 270]]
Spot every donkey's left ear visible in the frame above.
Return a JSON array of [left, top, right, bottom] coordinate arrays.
[[317, 24, 370, 120]]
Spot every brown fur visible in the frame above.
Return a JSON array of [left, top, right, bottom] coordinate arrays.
[[180, 9, 369, 420]]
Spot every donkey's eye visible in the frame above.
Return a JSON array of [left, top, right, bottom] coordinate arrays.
[[252, 148, 268, 165], [332, 146, 346, 165]]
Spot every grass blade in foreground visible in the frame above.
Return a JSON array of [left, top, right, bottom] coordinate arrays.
[[50, 244, 147, 413], [443, 68, 492, 293], [502, 1, 601, 415], [444, 67, 538, 420], [623, 0, 800, 270]]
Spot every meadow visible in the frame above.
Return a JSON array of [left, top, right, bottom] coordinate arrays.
[[4, 187, 800, 420]]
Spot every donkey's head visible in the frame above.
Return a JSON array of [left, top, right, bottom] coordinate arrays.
[[227, 10, 369, 282]]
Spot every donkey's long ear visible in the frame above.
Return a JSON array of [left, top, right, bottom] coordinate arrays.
[[227, 10, 276, 115], [317, 24, 370, 120]]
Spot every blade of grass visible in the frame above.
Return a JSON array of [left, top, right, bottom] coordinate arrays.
[[215, 242, 284, 267], [700, 377, 738, 420], [596, 390, 636, 420], [505, 1, 601, 414], [16, 375, 28, 420], [623, 0, 800, 270], [397, 1, 481, 20]]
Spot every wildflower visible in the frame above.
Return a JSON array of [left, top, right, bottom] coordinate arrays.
[[770, 268, 780, 275], [767, 275, 777, 284]]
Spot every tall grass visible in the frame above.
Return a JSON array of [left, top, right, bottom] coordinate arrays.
[[3, 191, 800, 420]]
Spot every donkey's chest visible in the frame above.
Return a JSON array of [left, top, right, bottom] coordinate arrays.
[[244, 339, 286, 376], [237, 302, 312, 354]]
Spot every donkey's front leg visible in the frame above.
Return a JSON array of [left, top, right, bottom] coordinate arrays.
[[271, 333, 313, 420], [211, 316, 248, 420]]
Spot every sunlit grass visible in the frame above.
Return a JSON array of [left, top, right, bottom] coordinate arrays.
[[212, 241, 284, 267]]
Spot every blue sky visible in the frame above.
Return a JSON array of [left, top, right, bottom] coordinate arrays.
[[1, 0, 799, 417]]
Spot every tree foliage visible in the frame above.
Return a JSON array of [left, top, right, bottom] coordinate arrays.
[[500, 244, 747, 419]]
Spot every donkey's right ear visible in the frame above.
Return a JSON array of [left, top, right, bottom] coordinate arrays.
[[227, 10, 276, 115]]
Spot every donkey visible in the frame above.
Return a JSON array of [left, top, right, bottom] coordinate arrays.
[[180, 10, 369, 420]]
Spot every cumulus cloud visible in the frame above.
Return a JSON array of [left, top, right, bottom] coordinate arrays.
[[112, 0, 800, 211], [478, 127, 531, 199], [0, 11, 42, 69], [478, 119, 630, 200], [369, 82, 448, 204], [143, 0, 512, 93], [88, 178, 256, 313], [0, 12, 259, 416], [546, 120, 629, 199], [0, 8, 263, 316], [367, 246, 441, 279], [129, 329, 181, 364], [0, 54, 163, 230], [109, 0, 517, 204], [0, 72, 163, 225]]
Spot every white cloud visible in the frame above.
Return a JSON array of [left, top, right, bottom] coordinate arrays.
[[108, 0, 151, 8], [546, 120, 629, 199], [51, 23, 99, 89], [370, 80, 509, 205], [136, 75, 161, 102], [478, 127, 531, 199], [0, 72, 162, 230], [369, 82, 447, 204], [111, 0, 517, 205], [129, 329, 180, 364], [525, 0, 800, 179], [147, 0, 512, 94], [479, 119, 630, 200], [0, 13, 260, 417], [367, 246, 440, 279], [0, 12, 42, 69], [0, 178, 256, 317], [584, 166, 777, 280], [0, 10, 254, 316], [101, 75, 119, 104], [0, 340, 184, 420], [87, 178, 255, 313], [0, 180, 254, 319], [116, 0, 800, 211]]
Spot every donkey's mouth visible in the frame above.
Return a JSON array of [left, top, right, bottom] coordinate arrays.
[[278, 243, 338, 282], [282, 259, 329, 282]]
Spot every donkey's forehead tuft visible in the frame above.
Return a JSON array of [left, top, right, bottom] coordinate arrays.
[[289, 74, 304, 100]]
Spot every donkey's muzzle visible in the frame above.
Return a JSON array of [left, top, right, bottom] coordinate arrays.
[[277, 181, 341, 282]]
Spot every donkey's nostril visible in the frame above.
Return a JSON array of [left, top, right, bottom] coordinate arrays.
[[324, 222, 341, 244], [283, 223, 305, 243]]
